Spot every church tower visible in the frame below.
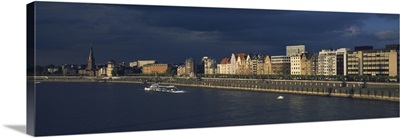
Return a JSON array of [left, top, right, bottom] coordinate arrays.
[[85, 45, 97, 76], [86, 46, 95, 71]]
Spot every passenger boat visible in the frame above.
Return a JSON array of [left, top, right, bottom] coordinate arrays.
[[144, 84, 186, 93]]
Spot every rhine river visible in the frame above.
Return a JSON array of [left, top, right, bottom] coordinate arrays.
[[35, 82, 399, 136]]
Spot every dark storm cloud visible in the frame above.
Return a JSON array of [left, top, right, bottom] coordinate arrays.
[[35, 2, 399, 66]]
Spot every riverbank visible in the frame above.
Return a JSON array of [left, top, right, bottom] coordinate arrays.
[[29, 76, 400, 102]]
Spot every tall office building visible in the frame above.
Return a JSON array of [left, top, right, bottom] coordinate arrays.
[[286, 45, 306, 57]]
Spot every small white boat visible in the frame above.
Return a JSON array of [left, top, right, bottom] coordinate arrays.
[[35, 82, 41, 84], [144, 84, 186, 93], [277, 96, 284, 99]]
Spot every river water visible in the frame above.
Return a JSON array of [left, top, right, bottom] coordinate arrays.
[[35, 82, 399, 136]]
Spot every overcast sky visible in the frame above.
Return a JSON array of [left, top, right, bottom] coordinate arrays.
[[34, 2, 399, 66]]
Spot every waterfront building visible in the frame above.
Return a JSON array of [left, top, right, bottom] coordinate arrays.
[[202, 57, 217, 74], [248, 54, 265, 75], [271, 55, 291, 75], [317, 48, 350, 76], [142, 64, 168, 74], [97, 67, 107, 76], [106, 60, 116, 77], [309, 53, 319, 76], [256, 57, 265, 75], [185, 58, 196, 77], [229, 53, 237, 74], [290, 54, 301, 75], [236, 53, 247, 75], [245, 55, 252, 75], [336, 48, 350, 76], [317, 49, 337, 76], [347, 45, 398, 77], [217, 58, 230, 74], [177, 65, 186, 76], [286, 45, 306, 57], [301, 53, 313, 75], [85, 46, 98, 76], [386, 44, 400, 76], [264, 55, 272, 74], [61, 64, 78, 75], [290, 53, 314, 75], [137, 60, 156, 67]]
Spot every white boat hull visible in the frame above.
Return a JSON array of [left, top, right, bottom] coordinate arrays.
[[144, 84, 186, 93]]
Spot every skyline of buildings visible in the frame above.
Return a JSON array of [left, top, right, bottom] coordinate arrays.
[[37, 43, 399, 79]]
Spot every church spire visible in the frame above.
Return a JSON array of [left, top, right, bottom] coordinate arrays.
[[86, 44, 96, 71], [88, 44, 94, 60]]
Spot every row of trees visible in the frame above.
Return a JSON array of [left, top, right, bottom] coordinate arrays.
[[196, 74, 399, 82]]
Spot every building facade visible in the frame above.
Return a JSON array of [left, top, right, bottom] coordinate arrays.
[[61, 64, 77, 75], [217, 58, 230, 74], [106, 60, 116, 77], [290, 54, 302, 75], [230, 53, 237, 74], [300, 53, 313, 75], [290, 53, 313, 75], [137, 60, 156, 67], [336, 48, 349, 76], [317, 49, 337, 76], [142, 64, 168, 74], [202, 57, 217, 74], [271, 55, 291, 75], [185, 58, 196, 77], [286, 45, 306, 57], [177, 65, 186, 76], [97, 67, 107, 76], [347, 46, 398, 77], [247, 54, 265, 75], [236, 53, 247, 75], [264, 55, 272, 75], [309, 53, 319, 76]]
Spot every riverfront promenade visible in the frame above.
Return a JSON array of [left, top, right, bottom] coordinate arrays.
[[29, 76, 400, 102]]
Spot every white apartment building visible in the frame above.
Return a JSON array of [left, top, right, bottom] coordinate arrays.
[[217, 58, 230, 74], [317, 48, 350, 76], [318, 49, 337, 75], [217, 64, 230, 74], [290, 55, 302, 75]]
